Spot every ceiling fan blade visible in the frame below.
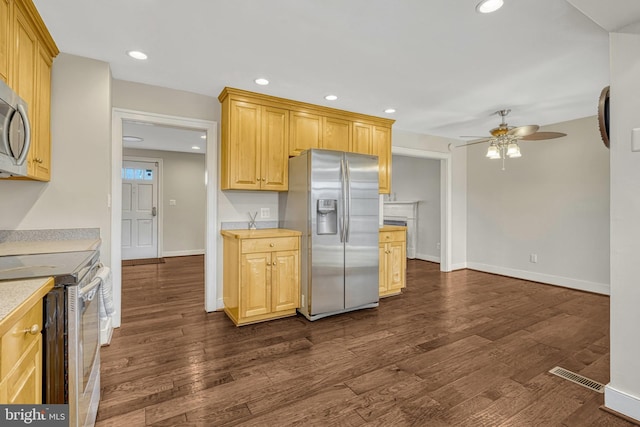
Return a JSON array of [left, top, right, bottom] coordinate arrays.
[[508, 125, 539, 137], [520, 131, 567, 141], [454, 138, 491, 148]]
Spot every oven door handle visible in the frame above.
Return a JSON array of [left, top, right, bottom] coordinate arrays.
[[80, 276, 101, 301]]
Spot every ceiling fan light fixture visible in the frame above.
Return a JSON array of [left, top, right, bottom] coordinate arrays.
[[486, 144, 500, 159], [506, 141, 520, 157], [476, 0, 504, 14]]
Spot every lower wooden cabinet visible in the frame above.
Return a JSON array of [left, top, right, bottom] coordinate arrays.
[[379, 226, 406, 297], [0, 277, 53, 404], [221, 229, 301, 326]]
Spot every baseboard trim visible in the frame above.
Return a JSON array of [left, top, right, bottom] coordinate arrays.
[[162, 249, 205, 257], [449, 262, 468, 271], [465, 262, 610, 295], [415, 252, 441, 263], [604, 385, 640, 424]]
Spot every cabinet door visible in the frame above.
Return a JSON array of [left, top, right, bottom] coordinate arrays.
[[12, 2, 36, 117], [372, 126, 392, 194], [0, 336, 42, 404], [31, 45, 52, 181], [379, 243, 387, 295], [289, 111, 322, 156], [227, 100, 261, 189], [351, 122, 372, 155], [0, 0, 10, 83], [322, 116, 350, 151], [388, 240, 406, 292], [271, 250, 299, 312], [261, 106, 289, 191], [240, 252, 271, 318]]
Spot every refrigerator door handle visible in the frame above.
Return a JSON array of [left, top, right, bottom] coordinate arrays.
[[340, 158, 346, 242], [345, 159, 352, 242]]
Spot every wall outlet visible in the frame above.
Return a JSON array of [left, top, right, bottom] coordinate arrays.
[[169, 199, 176, 206], [530, 253, 538, 263], [436, 242, 441, 250], [260, 207, 270, 218]]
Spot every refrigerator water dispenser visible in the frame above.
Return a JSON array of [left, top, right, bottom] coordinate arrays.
[[317, 199, 337, 235]]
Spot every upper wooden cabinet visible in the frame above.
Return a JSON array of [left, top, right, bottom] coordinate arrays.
[[219, 87, 395, 193], [322, 116, 350, 151], [0, 0, 11, 83], [373, 126, 392, 193], [289, 111, 322, 156], [220, 98, 289, 191], [2, 0, 58, 182]]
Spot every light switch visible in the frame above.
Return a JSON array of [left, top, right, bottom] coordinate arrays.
[[169, 199, 176, 206], [632, 128, 640, 152]]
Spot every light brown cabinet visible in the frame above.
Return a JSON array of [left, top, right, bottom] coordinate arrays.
[[0, 0, 10, 83], [1, 0, 58, 182], [289, 110, 322, 156], [219, 87, 395, 193], [379, 227, 406, 297], [0, 277, 53, 404], [221, 229, 301, 326], [321, 116, 351, 151], [220, 98, 289, 191]]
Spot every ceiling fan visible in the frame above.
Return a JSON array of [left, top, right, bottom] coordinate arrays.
[[456, 109, 567, 169], [459, 109, 567, 147]]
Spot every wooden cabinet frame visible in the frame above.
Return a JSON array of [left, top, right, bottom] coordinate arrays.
[[219, 87, 395, 193]]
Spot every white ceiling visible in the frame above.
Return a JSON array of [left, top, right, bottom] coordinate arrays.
[[122, 121, 207, 154], [32, 0, 640, 146]]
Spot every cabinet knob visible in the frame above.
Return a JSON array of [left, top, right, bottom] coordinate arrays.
[[270, 243, 275, 247], [35, 158, 43, 164], [272, 261, 277, 266], [24, 324, 40, 335], [262, 178, 266, 181]]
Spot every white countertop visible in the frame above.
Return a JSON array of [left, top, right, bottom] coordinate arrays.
[[0, 239, 101, 256], [0, 277, 51, 324]]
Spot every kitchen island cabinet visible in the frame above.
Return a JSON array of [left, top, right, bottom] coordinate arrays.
[[221, 229, 301, 326], [0, 277, 53, 404], [218, 87, 395, 193], [379, 226, 406, 297]]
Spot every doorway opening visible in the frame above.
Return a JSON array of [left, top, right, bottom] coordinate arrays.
[[391, 146, 452, 272], [111, 109, 218, 328]]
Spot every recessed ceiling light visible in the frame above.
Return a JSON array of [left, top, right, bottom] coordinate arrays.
[[200, 135, 206, 139], [123, 136, 143, 142], [476, 0, 504, 13], [254, 78, 269, 86], [191, 146, 201, 150], [384, 108, 396, 114], [127, 50, 148, 60], [325, 95, 338, 101]]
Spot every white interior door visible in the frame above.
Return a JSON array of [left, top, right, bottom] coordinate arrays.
[[122, 160, 159, 260]]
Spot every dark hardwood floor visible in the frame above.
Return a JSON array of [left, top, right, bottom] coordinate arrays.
[[95, 256, 636, 426]]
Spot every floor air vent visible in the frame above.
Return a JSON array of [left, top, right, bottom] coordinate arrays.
[[548, 366, 604, 393]]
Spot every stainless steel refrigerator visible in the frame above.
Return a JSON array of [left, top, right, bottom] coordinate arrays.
[[280, 149, 380, 321]]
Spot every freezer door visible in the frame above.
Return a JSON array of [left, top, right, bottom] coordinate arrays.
[[344, 152, 380, 309], [309, 150, 345, 315]]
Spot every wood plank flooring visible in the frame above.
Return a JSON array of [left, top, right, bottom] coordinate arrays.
[[96, 256, 637, 426]]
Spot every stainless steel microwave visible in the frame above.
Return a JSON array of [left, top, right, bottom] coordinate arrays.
[[0, 79, 31, 178]]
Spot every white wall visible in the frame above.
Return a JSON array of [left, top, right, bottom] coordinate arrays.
[[606, 30, 640, 421], [466, 116, 610, 294], [0, 53, 113, 265], [123, 148, 206, 256], [391, 155, 441, 261]]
